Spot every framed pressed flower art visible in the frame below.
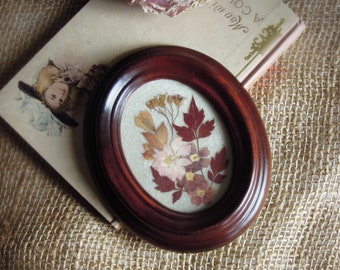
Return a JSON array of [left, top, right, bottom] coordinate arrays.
[[84, 46, 271, 252]]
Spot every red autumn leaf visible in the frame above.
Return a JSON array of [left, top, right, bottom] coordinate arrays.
[[211, 147, 228, 175], [183, 97, 205, 131], [208, 147, 229, 183], [212, 173, 225, 184], [208, 170, 214, 182], [174, 97, 214, 141], [198, 119, 215, 139], [173, 124, 195, 142], [151, 167, 176, 192], [172, 190, 182, 203]]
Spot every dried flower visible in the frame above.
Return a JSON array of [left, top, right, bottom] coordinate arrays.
[[158, 94, 166, 108], [152, 137, 192, 181], [127, 0, 210, 17], [146, 97, 158, 109], [188, 180, 215, 205]]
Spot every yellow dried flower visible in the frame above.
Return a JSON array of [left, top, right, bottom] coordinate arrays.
[[173, 95, 184, 106], [146, 97, 158, 109], [158, 94, 166, 108], [167, 95, 174, 104]]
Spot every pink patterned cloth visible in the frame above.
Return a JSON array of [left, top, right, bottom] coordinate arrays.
[[127, 0, 208, 16]]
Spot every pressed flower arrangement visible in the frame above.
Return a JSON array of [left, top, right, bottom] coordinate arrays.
[[84, 46, 271, 251], [134, 94, 230, 209]]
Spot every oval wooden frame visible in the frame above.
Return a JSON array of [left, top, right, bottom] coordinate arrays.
[[84, 46, 271, 252]]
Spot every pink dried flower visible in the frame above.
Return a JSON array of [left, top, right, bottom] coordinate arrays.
[[188, 180, 215, 206], [152, 137, 192, 181], [185, 143, 210, 172], [127, 0, 209, 17], [181, 171, 204, 192]]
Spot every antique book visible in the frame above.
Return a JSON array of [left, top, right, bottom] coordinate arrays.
[[0, 0, 304, 228]]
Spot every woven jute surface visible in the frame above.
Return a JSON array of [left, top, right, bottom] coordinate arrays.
[[0, 0, 339, 269]]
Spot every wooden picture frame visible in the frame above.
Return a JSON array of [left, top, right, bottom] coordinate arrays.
[[84, 46, 271, 252]]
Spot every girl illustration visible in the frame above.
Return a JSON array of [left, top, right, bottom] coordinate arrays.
[[18, 60, 107, 128]]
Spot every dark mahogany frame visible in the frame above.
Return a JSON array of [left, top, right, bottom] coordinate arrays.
[[84, 46, 271, 252]]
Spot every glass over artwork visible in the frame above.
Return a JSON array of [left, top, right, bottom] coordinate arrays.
[[120, 79, 233, 213]]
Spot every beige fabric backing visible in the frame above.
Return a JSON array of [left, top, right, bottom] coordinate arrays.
[[0, 0, 339, 269]]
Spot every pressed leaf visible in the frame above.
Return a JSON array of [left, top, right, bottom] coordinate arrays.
[[184, 97, 205, 131], [143, 132, 162, 150], [155, 122, 168, 147], [213, 173, 225, 184], [135, 111, 155, 132], [151, 167, 176, 192], [208, 147, 229, 185], [173, 124, 195, 142], [208, 170, 214, 182], [198, 119, 215, 138], [143, 122, 168, 150], [142, 143, 155, 160], [211, 147, 227, 175], [172, 190, 182, 203]]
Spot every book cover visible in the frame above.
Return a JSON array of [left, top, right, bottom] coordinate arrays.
[[0, 0, 304, 228]]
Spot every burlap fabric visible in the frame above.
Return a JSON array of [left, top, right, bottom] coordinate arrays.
[[0, 0, 339, 269]]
